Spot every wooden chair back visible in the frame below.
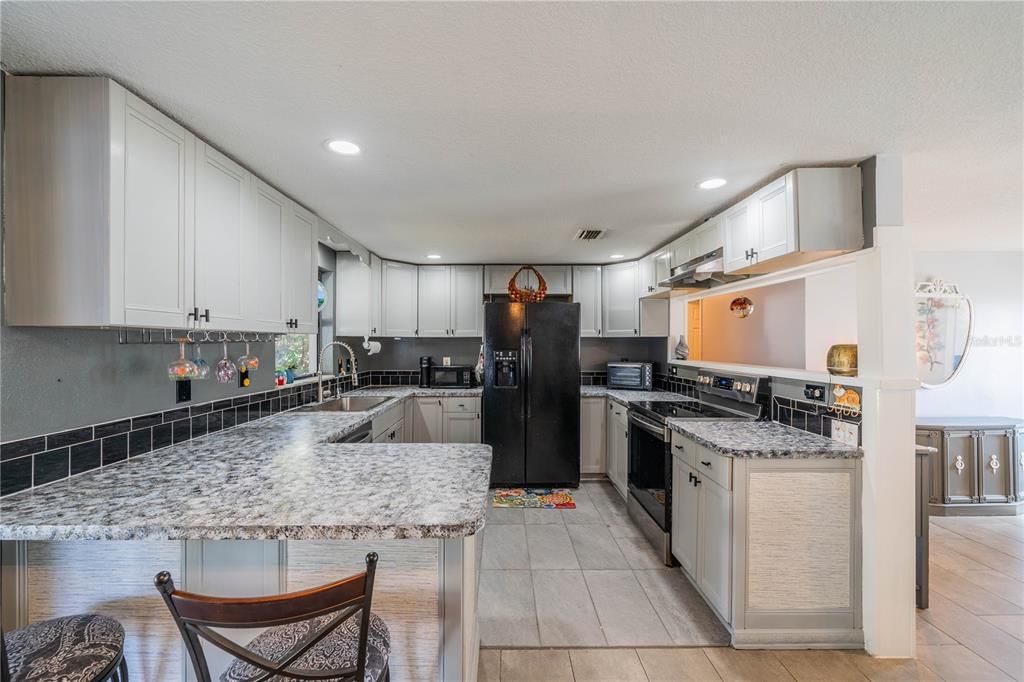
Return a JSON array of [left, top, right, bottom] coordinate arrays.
[[155, 552, 379, 681]]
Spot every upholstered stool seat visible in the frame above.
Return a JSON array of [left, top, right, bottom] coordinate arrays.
[[4, 614, 128, 682], [221, 612, 390, 682]]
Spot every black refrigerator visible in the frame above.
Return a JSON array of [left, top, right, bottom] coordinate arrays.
[[483, 302, 580, 487]]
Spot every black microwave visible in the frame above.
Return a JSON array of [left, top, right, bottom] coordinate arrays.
[[430, 365, 476, 388]]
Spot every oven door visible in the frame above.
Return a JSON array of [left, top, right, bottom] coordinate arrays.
[[627, 411, 670, 531]]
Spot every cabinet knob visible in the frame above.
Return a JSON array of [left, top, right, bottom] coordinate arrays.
[[954, 455, 965, 475], [990, 455, 1001, 472]]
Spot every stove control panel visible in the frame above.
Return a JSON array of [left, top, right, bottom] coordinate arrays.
[[696, 371, 768, 403]]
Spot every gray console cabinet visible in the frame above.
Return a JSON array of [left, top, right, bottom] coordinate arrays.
[[917, 418, 1024, 516]]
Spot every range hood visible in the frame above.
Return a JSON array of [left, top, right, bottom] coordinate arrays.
[[658, 247, 746, 291]]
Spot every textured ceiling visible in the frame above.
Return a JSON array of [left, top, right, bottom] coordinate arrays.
[[2, 2, 1021, 262]]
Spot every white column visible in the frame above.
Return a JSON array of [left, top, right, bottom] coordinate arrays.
[[856, 154, 918, 657]]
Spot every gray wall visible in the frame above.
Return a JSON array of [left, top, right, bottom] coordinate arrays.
[[0, 76, 275, 441], [339, 335, 666, 373]]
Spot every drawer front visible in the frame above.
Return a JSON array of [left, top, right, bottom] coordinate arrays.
[[692, 444, 732, 490], [444, 397, 480, 414], [671, 430, 696, 469], [373, 418, 404, 443], [372, 402, 404, 439]]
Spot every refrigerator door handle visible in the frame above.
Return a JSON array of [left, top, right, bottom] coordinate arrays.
[[520, 328, 527, 419], [525, 332, 533, 418]]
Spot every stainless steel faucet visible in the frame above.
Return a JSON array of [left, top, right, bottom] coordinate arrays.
[[317, 340, 359, 402]]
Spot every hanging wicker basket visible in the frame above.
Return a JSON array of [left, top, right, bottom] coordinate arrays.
[[507, 266, 548, 303]]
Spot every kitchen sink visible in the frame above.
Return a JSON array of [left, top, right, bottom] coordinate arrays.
[[295, 396, 390, 413]]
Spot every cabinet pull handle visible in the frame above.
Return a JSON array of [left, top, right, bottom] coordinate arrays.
[[990, 455, 1001, 472], [634, 328, 638, 335], [201, 309, 210, 323], [954, 455, 965, 475], [688, 471, 694, 483], [750, 249, 758, 261], [700, 460, 712, 468], [674, 445, 684, 451], [188, 306, 199, 322], [372, 327, 377, 334], [694, 477, 702, 486]]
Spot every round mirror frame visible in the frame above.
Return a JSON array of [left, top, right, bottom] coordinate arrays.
[[915, 280, 974, 389]]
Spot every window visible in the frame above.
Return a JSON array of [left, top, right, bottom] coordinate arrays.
[[275, 334, 313, 375]]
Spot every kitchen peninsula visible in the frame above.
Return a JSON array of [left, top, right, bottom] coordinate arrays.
[[0, 392, 491, 682]]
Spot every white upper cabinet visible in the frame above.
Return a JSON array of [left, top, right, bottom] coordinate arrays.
[[382, 260, 419, 336], [670, 233, 694, 270], [693, 216, 724, 256], [572, 266, 603, 337], [4, 76, 321, 334], [416, 265, 483, 337], [5, 77, 194, 327], [283, 202, 317, 333], [723, 168, 863, 274], [723, 199, 756, 274], [639, 249, 672, 297], [121, 92, 193, 328], [336, 252, 371, 337], [483, 265, 572, 295], [602, 261, 639, 337], [194, 141, 248, 330], [450, 265, 483, 336], [417, 265, 451, 337], [243, 179, 287, 332]]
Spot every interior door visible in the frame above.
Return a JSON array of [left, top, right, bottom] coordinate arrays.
[[122, 93, 191, 327], [417, 265, 451, 337], [524, 303, 581, 486], [194, 141, 247, 330]]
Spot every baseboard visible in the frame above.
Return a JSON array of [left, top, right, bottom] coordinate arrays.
[[732, 628, 864, 649]]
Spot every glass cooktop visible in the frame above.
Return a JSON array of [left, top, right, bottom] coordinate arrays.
[[631, 400, 749, 422]]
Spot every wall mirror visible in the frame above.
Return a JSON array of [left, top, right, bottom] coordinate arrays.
[[915, 280, 974, 388]]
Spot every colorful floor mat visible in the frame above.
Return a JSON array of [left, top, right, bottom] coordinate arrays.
[[492, 488, 576, 509]]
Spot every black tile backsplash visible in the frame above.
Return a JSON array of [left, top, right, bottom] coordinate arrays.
[[772, 396, 861, 444], [70, 441, 102, 475], [101, 434, 129, 465], [34, 448, 70, 486], [1, 373, 401, 498]]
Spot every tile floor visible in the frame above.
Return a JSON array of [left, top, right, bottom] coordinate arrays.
[[479, 481, 730, 648], [479, 512, 1024, 680]]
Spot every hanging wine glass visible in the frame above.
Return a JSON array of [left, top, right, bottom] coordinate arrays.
[[192, 343, 210, 380], [216, 341, 238, 384], [237, 339, 259, 371], [167, 340, 199, 381]]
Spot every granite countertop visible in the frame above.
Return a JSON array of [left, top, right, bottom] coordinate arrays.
[[580, 386, 695, 406], [916, 416, 1024, 429], [668, 420, 862, 459], [0, 398, 492, 542]]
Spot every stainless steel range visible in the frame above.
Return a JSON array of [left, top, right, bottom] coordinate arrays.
[[626, 370, 770, 565]]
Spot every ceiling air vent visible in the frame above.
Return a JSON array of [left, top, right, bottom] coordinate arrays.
[[574, 229, 604, 241]]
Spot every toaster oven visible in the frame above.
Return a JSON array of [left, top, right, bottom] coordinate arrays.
[[607, 362, 653, 391]]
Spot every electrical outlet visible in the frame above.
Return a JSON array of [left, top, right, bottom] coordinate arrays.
[[670, 366, 678, 376], [845, 423, 860, 446], [442, 356, 452, 367], [830, 420, 847, 443]]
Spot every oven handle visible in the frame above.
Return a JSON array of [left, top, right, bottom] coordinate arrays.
[[628, 411, 668, 441]]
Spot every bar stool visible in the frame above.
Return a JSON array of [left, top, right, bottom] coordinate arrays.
[[155, 552, 390, 682], [2, 613, 128, 681]]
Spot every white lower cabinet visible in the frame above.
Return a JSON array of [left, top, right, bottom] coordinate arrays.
[[671, 439, 733, 625], [697, 476, 732, 619], [372, 418, 404, 443], [580, 397, 607, 474], [410, 398, 445, 443], [671, 459, 699, 577], [606, 401, 629, 497], [443, 411, 481, 443], [408, 397, 481, 444]]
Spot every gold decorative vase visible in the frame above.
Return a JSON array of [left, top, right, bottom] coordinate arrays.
[[827, 344, 858, 377]]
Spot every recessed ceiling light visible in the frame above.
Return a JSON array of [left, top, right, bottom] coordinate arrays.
[[609, 254, 625, 259], [698, 177, 727, 190], [325, 139, 361, 155], [426, 254, 442, 259]]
